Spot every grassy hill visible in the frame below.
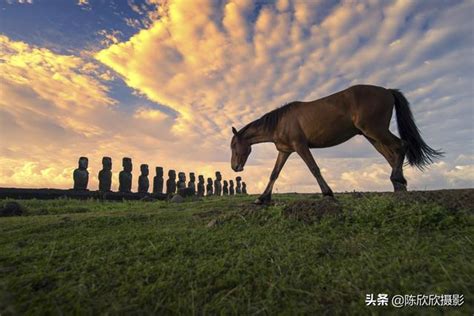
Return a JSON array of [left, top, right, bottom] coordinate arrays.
[[0, 190, 472, 314]]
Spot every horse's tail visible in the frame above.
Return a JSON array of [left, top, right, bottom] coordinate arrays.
[[390, 89, 443, 170]]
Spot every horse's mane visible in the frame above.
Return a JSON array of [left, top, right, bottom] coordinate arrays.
[[240, 101, 298, 135]]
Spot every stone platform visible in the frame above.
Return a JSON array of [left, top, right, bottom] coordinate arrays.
[[0, 187, 167, 201]]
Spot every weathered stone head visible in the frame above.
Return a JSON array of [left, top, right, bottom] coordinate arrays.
[[119, 157, 133, 193], [223, 180, 229, 195], [73, 156, 89, 190], [206, 177, 214, 196], [156, 167, 163, 177], [140, 164, 149, 176], [166, 169, 177, 195], [78, 156, 88, 169], [215, 171, 222, 181], [102, 157, 111, 170], [197, 175, 205, 197], [189, 173, 195, 182], [138, 164, 150, 193], [153, 166, 164, 194], [178, 172, 186, 182], [98, 156, 112, 192], [236, 176, 242, 194], [229, 179, 235, 195], [168, 170, 176, 179], [123, 157, 132, 172]]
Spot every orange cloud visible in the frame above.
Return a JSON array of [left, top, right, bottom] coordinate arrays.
[[1, 1, 473, 194]]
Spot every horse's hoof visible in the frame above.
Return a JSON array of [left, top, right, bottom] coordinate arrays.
[[393, 182, 407, 192], [323, 190, 334, 198], [253, 197, 271, 205]]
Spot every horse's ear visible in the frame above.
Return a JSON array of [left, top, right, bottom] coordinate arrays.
[[232, 126, 238, 135]]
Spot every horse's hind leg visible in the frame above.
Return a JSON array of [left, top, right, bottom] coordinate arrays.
[[363, 131, 408, 191]]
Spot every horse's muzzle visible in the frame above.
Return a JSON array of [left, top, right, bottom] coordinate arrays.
[[233, 164, 244, 172]]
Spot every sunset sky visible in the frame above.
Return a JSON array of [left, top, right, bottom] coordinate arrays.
[[0, 0, 473, 193]]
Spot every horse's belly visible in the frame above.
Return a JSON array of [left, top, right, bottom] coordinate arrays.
[[306, 124, 359, 148]]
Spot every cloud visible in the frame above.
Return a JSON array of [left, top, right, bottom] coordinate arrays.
[[77, 0, 89, 6], [133, 106, 169, 121], [93, 0, 473, 193], [0, 35, 242, 191], [1, 0, 473, 194]]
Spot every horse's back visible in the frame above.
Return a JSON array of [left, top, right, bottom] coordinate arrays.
[[284, 85, 394, 147]]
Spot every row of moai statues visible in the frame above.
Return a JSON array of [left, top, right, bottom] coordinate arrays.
[[73, 157, 248, 196]]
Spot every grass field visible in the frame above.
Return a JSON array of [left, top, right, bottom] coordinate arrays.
[[0, 190, 473, 314]]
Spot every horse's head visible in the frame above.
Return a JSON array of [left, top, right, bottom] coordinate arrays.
[[231, 126, 251, 172]]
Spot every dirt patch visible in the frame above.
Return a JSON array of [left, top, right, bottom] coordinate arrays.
[[0, 201, 26, 217], [283, 197, 343, 224], [206, 203, 274, 227], [193, 209, 224, 219]]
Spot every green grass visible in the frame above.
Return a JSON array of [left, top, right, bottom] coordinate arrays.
[[0, 193, 472, 315]]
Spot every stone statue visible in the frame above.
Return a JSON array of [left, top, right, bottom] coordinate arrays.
[[229, 179, 235, 195], [119, 157, 133, 193], [98, 157, 112, 192], [166, 170, 177, 195], [178, 172, 194, 197], [177, 172, 187, 190], [153, 167, 164, 194], [197, 175, 205, 197], [73, 156, 89, 190], [223, 180, 229, 195], [206, 177, 213, 196], [188, 172, 196, 194], [236, 176, 242, 194], [214, 171, 222, 196], [138, 164, 149, 193], [242, 182, 247, 194]]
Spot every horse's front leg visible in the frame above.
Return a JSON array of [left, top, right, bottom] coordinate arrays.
[[254, 151, 291, 205]]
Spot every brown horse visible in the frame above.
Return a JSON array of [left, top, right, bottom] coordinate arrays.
[[230, 85, 443, 204]]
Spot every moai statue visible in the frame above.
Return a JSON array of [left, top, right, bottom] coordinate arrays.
[[119, 157, 133, 193], [166, 170, 177, 195], [138, 164, 149, 193], [197, 175, 205, 197], [236, 176, 242, 194], [223, 180, 229, 195], [214, 171, 222, 196], [73, 156, 89, 190], [229, 180, 235, 195], [188, 172, 196, 194], [242, 182, 248, 195], [153, 167, 164, 194], [206, 177, 214, 196], [98, 157, 112, 192], [177, 172, 187, 190]]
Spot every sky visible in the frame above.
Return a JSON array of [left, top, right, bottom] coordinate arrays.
[[0, 0, 473, 194]]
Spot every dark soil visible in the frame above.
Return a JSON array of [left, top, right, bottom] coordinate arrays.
[[282, 197, 343, 224], [0, 201, 25, 217]]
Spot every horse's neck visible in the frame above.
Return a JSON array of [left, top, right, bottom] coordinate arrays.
[[241, 121, 273, 144]]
